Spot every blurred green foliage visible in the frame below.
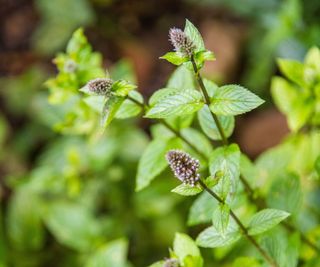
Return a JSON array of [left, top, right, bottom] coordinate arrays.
[[0, 1, 320, 267]]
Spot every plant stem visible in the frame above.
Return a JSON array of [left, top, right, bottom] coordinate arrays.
[[127, 95, 207, 160], [198, 180, 278, 267], [128, 88, 320, 252], [190, 56, 228, 146]]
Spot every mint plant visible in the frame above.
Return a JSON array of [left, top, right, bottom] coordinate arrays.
[[42, 21, 320, 267]]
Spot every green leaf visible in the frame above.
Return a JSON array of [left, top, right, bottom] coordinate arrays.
[[101, 95, 125, 128], [167, 65, 195, 90], [136, 138, 181, 191], [173, 233, 201, 264], [148, 262, 165, 267], [198, 106, 234, 140], [267, 172, 302, 216], [271, 76, 313, 131], [248, 209, 290, 236], [85, 239, 128, 267], [45, 202, 102, 251], [184, 19, 205, 52], [305, 46, 320, 72], [7, 189, 44, 250], [171, 184, 202, 196], [180, 128, 212, 159], [315, 155, 320, 177], [145, 89, 204, 119], [188, 193, 218, 226], [209, 144, 240, 202], [160, 52, 189, 65], [232, 257, 261, 267], [112, 80, 137, 97], [277, 59, 305, 87], [209, 85, 264, 116], [148, 88, 178, 106], [115, 91, 143, 119], [196, 224, 241, 248], [212, 204, 230, 235]]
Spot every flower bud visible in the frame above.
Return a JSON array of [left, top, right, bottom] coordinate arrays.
[[166, 150, 200, 187], [87, 78, 113, 96], [169, 28, 196, 57], [163, 258, 180, 267]]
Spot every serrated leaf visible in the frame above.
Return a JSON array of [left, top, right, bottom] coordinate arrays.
[[136, 138, 181, 191], [184, 19, 205, 52], [196, 224, 240, 248], [145, 89, 204, 118], [101, 95, 125, 128], [248, 209, 290, 236], [85, 239, 128, 267], [115, 90, 143, 119], [171, 184, 202, 196], [111, 79, 136, 97], [209, 144, 240, 203], [212, 204, 230, 235], [209, 85, 264, 116], [198, 106, 234, 140], [148, 88, 177, 106], [188, 193, 217, 226], [160, 52, 189, 65], [167, 65, 195, 90], [174, 233, 201, 264]]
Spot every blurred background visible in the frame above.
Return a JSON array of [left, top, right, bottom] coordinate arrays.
[[0, 0, 320, 266]]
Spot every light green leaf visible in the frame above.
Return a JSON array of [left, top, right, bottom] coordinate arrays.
[[271, 76, 313, 131], [136, 138, 181, 191], [196, 224, 240, 248], [160, 52, 189, 65], [248, 209, 290, 236], [278, 59, 305, 87], [188, 193, 218, 226], [112, 80, 137, 97], [115, 91, 143, 119], [85, 239, 128, 267], [145, 89, 204, 118], [212, 204, 230, 235], [167, 65, 195, 90], [232, 257, 261, 267], [184, 19, 205, 52], [148, 88, 178, 106], [209, 85, 264, 116], [101, 95, 125, 128], [209, 144, 240, 202], [198, 106, 234, 140], [45, 202, 102, 251], [171, 184, 202, 196], [174, 233, 201, 264], [267, 172, 302, 216], [148, 262, 164, 267], [165, 113, 195, 130], [305, 46, 320, 72]]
